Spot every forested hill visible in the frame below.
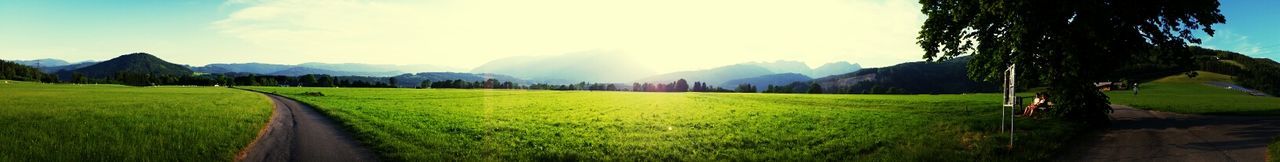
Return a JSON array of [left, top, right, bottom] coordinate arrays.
[[805, 56, 998, 94], [65, 53, 192, 78], [1181, 46, 1280, 95]]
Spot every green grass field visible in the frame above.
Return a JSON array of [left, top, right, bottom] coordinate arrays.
[[0, 81, 272, 161], [1105, 72, 1280, 115], [246, 86, 1079, 161]]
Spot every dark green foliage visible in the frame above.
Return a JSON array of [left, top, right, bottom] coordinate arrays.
[[632, 78, 735, 92], [807, 83, 822, 94], [388, 77, 398, 88], [673, 79, 689, 92], [735, 84, 757, 92], [764, 82, 809, 93], [0, 59, 58, 82], [917, 0, 1226, 125], [419, 80, 431, 89]]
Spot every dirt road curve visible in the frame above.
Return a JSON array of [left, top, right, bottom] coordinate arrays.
[[236, 93, 378, 162], [1062, 105, 1280, 162]]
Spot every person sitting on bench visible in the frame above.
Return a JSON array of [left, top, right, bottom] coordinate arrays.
[[1023, 92, 1050, 117]]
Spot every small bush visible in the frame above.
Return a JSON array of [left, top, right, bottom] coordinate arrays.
[[300, 91, 325, 96]]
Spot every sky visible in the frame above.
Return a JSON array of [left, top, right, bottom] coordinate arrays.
[[0, 0, 1275, 73]]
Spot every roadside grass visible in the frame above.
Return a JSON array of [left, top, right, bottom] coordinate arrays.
[[1271, 137, 1280, 162], [1106, 83, 1280, 116], [0, 81, 272, 161], [247, 86, 1079, 161]]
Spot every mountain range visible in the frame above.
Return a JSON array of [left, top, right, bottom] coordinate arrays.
[[719, 73, 813, 91], [741, 60, 862, 77], [634, 61, 861, 88], [471, 50, 657, 84], [13, 59, 72, 67], [636, 64, 777, 86], [12, 52, 866, 89]]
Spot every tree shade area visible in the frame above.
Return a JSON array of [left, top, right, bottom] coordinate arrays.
[[917, 0, 1226, 125]]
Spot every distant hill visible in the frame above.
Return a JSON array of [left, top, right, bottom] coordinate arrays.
[[719, 73, 812, 91], [11, 58, 99, 73], [268, 67, 403, 77], [740, 60, 863, 78], [471, 50, 656, 84], [810, 56, 997, 94], [193, 62, 420, 77], [635, 60, 861, 87], [388, 72, 529, 88], [12, 59, 71, 67], [812, 61, 862, 78], [298, 62, 460, 73], [744, 60, 813, 76], [1179, 46, 1280, 95], [65, 53, 193, 78], [636, 64, 775, 86], [196, 63, 295, 74], [39, 61, 97, 73]]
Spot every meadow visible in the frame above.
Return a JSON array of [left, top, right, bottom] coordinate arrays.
[[0, 81, 272, 161], [246, 86, 1080, 161], [1106, 72, 1280, 115]]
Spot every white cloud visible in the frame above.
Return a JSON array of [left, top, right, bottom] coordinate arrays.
[[1199, 30, 1273, 57], [214, 0, 927, 72]]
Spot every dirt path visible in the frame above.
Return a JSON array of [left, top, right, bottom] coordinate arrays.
[[1062, 105, 1280, 161], [236, 93, 378, 162]]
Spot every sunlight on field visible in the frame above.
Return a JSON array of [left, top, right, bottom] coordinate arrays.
[[248, 86, 1078, 161], [1152, 71, 1235, 84], [0, 81, 272, 161], [1108, 83, 1280, 115]]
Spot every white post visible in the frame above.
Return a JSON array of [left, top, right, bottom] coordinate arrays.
[[999, 64, 1016, 148], [1003, 63, 1013, 147]]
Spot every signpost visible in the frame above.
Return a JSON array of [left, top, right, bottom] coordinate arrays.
[[1001, 64, 1019, 148]]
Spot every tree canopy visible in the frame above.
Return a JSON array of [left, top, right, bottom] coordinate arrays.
[[917, 0, 1225, 125]]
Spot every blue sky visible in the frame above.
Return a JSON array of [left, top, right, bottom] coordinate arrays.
[[0, 0, 1275, 72], [1196, 0, 1280, 59], [0, 0, 267, 65]]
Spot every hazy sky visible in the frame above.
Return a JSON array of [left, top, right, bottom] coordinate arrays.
[[1, 0, 1275, 73]]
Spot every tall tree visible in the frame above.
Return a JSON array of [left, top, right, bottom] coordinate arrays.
[[917, 0, 1225, 125], [674, 79, 689, 92], [808, 83, 823, 94], [299, 74, 317, 86], [388, 77, 398, 88]]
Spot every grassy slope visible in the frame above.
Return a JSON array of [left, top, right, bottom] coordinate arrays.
[[1150, 71, 1234, 83], [1106, 72, 1280, 115], [0, 81, 272, 161], [247, 86, 1078, 161]]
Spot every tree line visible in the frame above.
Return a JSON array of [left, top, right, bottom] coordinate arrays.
[[631, 79, 740, 93]]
